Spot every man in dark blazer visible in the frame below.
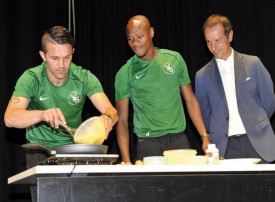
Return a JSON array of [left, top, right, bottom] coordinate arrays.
[[195, 14, 275, 163]]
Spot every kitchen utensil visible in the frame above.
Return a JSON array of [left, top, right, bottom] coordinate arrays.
[[59, 122, 77, 136], [55, 144, 108, 154], [73, 116, 106, 144], [143, 156, 168, 165], [163, 149, 197, 156], [179, 155, 208, 165], [39, 154, 119, 165], [163, 149, 197, 165], [21, 143, 108, 155], [59, 116, 106, 145], [21, 143, 54, 155]]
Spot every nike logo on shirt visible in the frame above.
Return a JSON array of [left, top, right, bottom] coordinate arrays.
[[39, 96, 50, 101], [136, 73, 145, 79]]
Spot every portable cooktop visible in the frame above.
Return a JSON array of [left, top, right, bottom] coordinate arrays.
[[39, 154, 119, 165]]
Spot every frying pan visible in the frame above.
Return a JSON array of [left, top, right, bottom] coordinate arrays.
[[21, 143, 108, 155], [56, 144, 108, 154], [60, 116, 106, 145]]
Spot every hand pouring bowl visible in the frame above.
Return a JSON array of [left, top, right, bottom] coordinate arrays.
[[21, 116, 108, 156], [60, 116, 106, 145]]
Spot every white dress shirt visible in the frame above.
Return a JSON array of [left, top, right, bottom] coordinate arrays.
[[216, 49, 246, 136]]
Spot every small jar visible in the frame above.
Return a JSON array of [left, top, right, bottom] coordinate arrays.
[[206, 144, 219, 164]]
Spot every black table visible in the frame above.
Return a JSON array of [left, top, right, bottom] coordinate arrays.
[[8, 164, 275, 202]]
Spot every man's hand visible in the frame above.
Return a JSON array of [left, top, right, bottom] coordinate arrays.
[[41, 108, 66, 128], [202, 137, 210, 154], [100, 114, 113, 139]]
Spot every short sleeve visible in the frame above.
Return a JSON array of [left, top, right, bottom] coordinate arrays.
[[83, 71, 104, 97], [12, 70, 39, 100], [115, 65, 130, 101], [176, 53, 191, 86]]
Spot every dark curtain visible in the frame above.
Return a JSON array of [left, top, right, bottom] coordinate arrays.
[[1, 0, 275, 201]]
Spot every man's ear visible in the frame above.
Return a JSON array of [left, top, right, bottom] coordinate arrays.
[[228, 30, 233, 43], [39, 50, 46, 62], [150, 27, 154, 38]]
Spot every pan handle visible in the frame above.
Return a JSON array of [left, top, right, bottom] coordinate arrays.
[[21, 143, 55, 155]]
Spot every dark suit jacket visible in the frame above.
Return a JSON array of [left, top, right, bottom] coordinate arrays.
[[195, 51, 275, 162]]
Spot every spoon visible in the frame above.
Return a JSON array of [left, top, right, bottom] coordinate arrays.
[[59, 122, 77, 136]]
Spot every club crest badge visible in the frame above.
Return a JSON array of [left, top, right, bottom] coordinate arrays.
[[68, 91, 82, 105], [163, 63, 175, 74]]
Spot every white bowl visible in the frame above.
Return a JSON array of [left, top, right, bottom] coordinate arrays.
[[163, 149, 197, 165], [180, 155, 208, 165], [143, 156, 168, 165], [163, 149, 197, 156]]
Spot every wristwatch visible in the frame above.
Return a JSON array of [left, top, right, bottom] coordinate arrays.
[[200, 133, 210, 139]]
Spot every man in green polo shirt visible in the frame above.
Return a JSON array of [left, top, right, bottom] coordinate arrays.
[[4, 26, 118, 201], [115, 15, 209, 164]]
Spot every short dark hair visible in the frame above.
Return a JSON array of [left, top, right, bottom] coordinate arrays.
[[41, 26, 74, 53], [203, 14, 232, 36]]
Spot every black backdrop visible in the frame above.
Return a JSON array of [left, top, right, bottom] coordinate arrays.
[[1, 0, 275, 201]]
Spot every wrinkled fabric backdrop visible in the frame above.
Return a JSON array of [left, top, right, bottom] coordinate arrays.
[[1, 0, 275, 201]]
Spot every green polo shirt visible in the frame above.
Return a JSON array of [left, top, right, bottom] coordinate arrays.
[[115, 48, 190, 137], [13, 62, 103, 149]]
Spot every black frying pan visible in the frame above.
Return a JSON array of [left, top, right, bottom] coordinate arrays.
[[21, 143, 108, 155], [56, 144, 108, 154]]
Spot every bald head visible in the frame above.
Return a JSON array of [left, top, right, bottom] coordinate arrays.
[[126, 15, 151, 34], [125, 15, 155, 60]]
